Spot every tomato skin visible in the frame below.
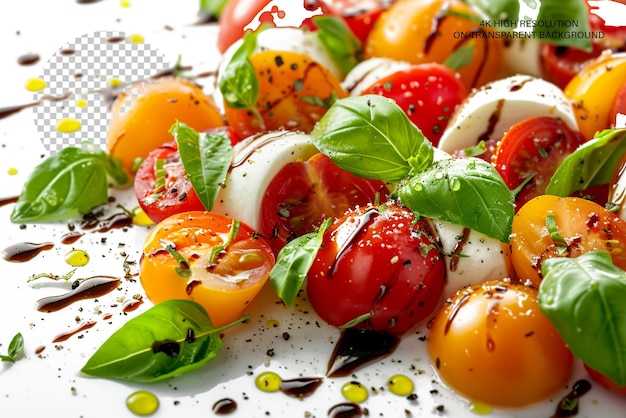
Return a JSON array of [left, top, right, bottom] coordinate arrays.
[[564, 52, 626, 139], [107, 77, 225, 173], [428, 280, 574, 407], [364, 0, 502, 90], [609, 81, 626, 128], [224, 50, 348, 138], [510, 195, 626, 287], [323, 0, 398, 43], [492, 117, 586, 210], [260, 153, 389, 255], [133, 142, 206, 224], [359, 63, 467, 146], [306, 204, 445, 335], [217, 0, 329, 54], [585, 364, 626, 397], [140, 211, 275, 327]]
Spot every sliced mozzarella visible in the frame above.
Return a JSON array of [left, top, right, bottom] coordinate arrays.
[[500, 38, 542, 78], [427, 218, 513, 300], [438, 75, 578, 154], [341, 57, 412, 96], [212, 130, 319, 231]]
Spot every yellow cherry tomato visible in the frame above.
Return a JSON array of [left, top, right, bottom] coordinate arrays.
[[564, 51, 626, 139], [364, 0, 503, 90], [107, 77, 225, 173], [140, 211, 275, 327], [428, 280, 574, 408], [223, 50, 349, 138]]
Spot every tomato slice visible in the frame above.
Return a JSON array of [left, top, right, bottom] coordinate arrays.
[[360, 63, 468, 146], [134, 142, 206, 224], [510, 195, 626, 287], [260, 152, 388, 255], [140, 211, 275, 327], [539, 43, 606, 90], [323, 0, 398, 43], [492, 117, 586, 210], [307, 204, 445, 335]]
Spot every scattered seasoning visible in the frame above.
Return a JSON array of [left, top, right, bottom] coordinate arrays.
[[126, 390, 159, 416]]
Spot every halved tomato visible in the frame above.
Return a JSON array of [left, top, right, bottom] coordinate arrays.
[[259, 152, 388, 255]]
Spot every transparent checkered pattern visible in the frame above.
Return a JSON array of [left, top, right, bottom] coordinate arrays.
[[33, 30, 168, 154]]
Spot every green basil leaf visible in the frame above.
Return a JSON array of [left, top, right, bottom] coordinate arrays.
[[466, 0, 592, 51], [314, 15, 362, 78], [310, 95, 434, 182], [546, 128, 626, 197], [81, 300, 247, 382], [1, 332, 24, 363], [270, 218, 332, 306], [539, 251, 626, 386], [198, 0, 229, 20], [392, 157, 514, 243], [171, 122, 233, 211], [443, 39, 475, 71], [10, 147, 129, 223]]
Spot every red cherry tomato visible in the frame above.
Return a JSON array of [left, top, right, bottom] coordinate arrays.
[[260, 152, 389, 255], [307, 204, 445, 335], [360, 63, 468, 146], [134, 142, 206, 224], [322, 0, 398, 43], [492, 117, 586, 211], [217, 0, 329, 54], [584, 364, 626, 397]]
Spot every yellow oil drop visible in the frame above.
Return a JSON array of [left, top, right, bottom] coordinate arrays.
[[25, 77, 46, 92], [128, 34, 144, 44], [387, 374, 414, 396], [126, 390, 159, 416], [109, 78, 124, 88], [255, 371, 282, 393], [56, 118, 81, 133], [265, 319, 279, 328], [341, 380, 368, 403], [469, 401, 492, 415], [7, 168, 18, 176], [132, 208, 154, 227], [76, 98, 88, 108], [120, 0, 131, 7], [65, 249, 89, 267]]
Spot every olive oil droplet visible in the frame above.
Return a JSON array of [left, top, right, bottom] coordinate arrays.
[[25, 77, 46, 92], [341, 380, 368, 403], [56, 118, 81, 133], [265, 319, 279, 328], [255, 371, 282, 393], [126, 390, 159, 416], [65, 249, 89, 267], [469, 401, 492, 415], [76, 98, 88, 108], [129, 33, 144, 43], [7, 167, 18, 175], [387, 374, 414, 396], [132, 208, 154, 226]]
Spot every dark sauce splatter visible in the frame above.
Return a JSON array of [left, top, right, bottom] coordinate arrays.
[[60, 231, 84, 245], [0, 196, 19, 207], [17, 53, 40, 66], [52, 321, 97, 343], [280, 377, 324, 399], [328, 402, 364, 418], [122, 297, 144, 313], [80, 212, 132, 232], [553, 379, 592, 417], [327, 328, 401, 377], [212, 398, 237, 415], [1, 241, 54, 262], [151, 339, 180, 357], [35, 276, 120, 312]]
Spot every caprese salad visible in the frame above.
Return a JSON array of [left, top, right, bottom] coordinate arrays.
[[5, 0, 626, 415]]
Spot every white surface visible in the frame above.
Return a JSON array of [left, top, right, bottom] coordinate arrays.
[[1, 1, 626, 417]]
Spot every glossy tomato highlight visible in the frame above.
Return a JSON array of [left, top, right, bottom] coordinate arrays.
[[260, 152, 389, 255], [307, 204, 445, 335], [140, 212, 275, 327], [428, 280, 574, 407]]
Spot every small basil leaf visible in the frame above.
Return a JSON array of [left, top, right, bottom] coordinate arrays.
[[392, 157, 514, 243], [546, 128, 626, 197], [270, 218, 332, 306], [10, 147, 129, 223], [310, 95, 434, 182], [81, 300, 246, 383], [171, 122, 233, 211], [539, 251, 626, 386], [314, 15, 362, 78], [1, 332, 24, 363], [443, 39, 475, 71], [198, 0, 229, 20]]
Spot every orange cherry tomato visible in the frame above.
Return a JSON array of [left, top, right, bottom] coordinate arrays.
[[364, 0, 503, 90], [107, 77, 225, 173], [428, 280, 574, 407], [510, 195, 626, 287], [223, 50, 348, 138], [140, 211, 275, 327], [564, 51, 626, 139]]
